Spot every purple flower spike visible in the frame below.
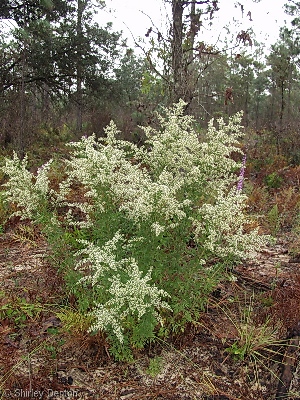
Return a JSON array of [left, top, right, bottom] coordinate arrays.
[[237, 153, 246, 191]]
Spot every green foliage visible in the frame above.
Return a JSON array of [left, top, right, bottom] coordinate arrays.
[[107, 334, 134, 362], [264, 172, 283, 189], [0, 292, 44, 328], [146, 356, 164, 377], [267, 204, 281, 236], [0, 0, 122, 98], [44, 336, 66, 360], [0, 102, 269, 360], [0, 190, 10, 229]]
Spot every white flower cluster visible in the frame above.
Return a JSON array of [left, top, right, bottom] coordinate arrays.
[[151, 222, 165, 236], [75, 232, 171, 342], [200, 112, 244, 192], [65, 121, 187, 227], [89, 305, 124, 343], [142, 100, 205, 189], [1, 103, 268, 263], [2, 152, 52, 221], [63, 104, 241, 233], [75, 231, 126, 285], [192, 188, 269, 258], [90, 262, 171, 342]]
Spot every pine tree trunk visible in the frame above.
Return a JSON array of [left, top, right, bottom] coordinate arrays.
[[76, 0, 84, 134], [171, 0, 184, 103]]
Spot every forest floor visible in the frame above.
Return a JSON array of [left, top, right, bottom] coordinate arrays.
[[0, 223, 300, 400]]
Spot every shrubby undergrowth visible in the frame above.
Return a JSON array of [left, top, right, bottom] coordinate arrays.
[[1, 101, 269, 360]]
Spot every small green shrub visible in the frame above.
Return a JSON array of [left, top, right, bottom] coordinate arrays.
[[264, 172, 283, 189], [146, 356, 164, 377]]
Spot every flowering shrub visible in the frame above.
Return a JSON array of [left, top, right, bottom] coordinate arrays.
[[2, 153, 53, 221], [1, 101, 269, 359]]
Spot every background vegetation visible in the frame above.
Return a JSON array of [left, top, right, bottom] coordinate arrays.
[[0, 0, 300, 161]]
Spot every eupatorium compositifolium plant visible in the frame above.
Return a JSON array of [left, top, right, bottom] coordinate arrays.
[[1, 101, 269, 360]]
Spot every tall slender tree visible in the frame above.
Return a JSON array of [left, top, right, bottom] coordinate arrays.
[[169, 0, 219, 108], [76, 0, 84, 133]]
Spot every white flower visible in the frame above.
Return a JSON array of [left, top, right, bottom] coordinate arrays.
[[151, 222, 165, 236], [89, 305, 124, 342]]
